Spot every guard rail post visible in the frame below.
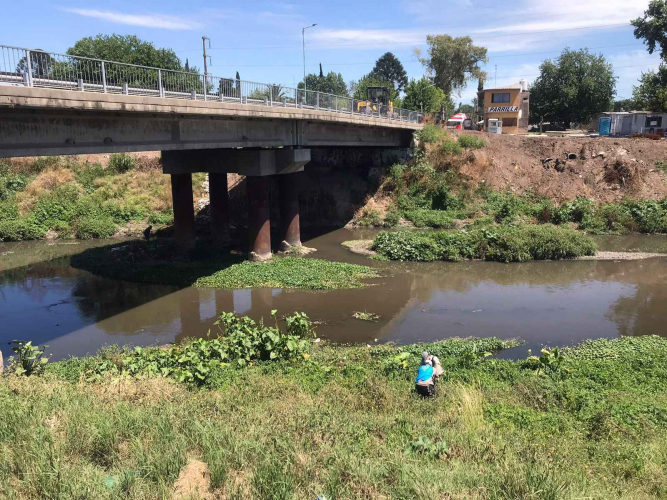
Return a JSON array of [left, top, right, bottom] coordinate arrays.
[[101, 61, 107, 93], [25, 50, 33, 87]]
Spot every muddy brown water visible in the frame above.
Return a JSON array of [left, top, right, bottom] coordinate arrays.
[[1, 230, 666, 361]]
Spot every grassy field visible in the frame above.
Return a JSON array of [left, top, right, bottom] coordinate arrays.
[[2, 315, 667, 499]]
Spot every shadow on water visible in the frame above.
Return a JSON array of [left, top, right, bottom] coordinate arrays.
[[1, 231, 667, 361]]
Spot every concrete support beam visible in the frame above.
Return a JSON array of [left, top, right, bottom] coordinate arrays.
[[209, 173, 230, 246], [246, 176, 272, 261], [278, 173, 301, 251], [170, 173, 195, 252]]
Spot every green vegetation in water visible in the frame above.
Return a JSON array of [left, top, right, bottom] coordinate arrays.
[[371, 224, 597, 262], [72, 240, 379, 290], [195, 257, 379, 290], [352, 311, 381, 321], [4, 313, 667, 499], [0, 155, 187, 242]]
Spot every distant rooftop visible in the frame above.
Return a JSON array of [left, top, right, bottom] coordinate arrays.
[[483, 83, 524, 91]]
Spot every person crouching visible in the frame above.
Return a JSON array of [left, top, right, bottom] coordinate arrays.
[[415, 351, 436, 397]]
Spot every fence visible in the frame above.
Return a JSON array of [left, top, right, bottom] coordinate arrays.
[[0, 45, 423, 124]]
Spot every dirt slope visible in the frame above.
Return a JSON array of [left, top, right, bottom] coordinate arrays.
[[458, 133, 667, 203]]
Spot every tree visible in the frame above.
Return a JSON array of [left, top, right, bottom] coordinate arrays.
[[458, 103, 474, 114], [67, 34, 186, 71], [613, 98, 636, 112], [402, 77, 445, 112], [529, 48, 616, 126], [632, 1, 667, 61], [298, 71, 348, 96], [16, 49, 56, 77], [633, 66, 667, 112], [370, 52, 408, 93], [319, 63, 324, 78], [418, 35, 488, 96]]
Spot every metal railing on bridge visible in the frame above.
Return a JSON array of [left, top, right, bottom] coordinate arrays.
[[0, 45, 424, 124]]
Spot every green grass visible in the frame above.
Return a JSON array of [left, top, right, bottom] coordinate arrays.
[[372, 225, 597, 262], [3, 328, 667, 499], [195, 257, 380, 290]]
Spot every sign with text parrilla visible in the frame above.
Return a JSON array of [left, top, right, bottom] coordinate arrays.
[[488, 106, 519, 113]]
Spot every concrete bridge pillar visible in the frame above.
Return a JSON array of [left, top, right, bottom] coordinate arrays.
[[209, 173, 230, 246], [170, 173, 195, 252], [246, 175, 272, 261], [278, 173, 301, 251]]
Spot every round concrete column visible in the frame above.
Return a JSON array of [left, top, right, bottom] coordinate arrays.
[[170, 173, 195, 252], [209, 173, 230, 246], [278, 173, 301, 251], [246, 176, 271, 261]]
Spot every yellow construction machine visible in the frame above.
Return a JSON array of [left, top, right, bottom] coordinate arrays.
[[356, 86, 394, 115]]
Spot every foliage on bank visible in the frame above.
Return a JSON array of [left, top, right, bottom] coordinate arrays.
[[371, 225, 597, 262], [4, 316, 667, 498], [0, 155, 181, 242]]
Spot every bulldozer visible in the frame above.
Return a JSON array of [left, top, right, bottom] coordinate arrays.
[[356, 86, 394, 115]]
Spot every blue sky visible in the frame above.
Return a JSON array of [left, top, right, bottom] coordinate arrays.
[[1, 0, 659, 106]]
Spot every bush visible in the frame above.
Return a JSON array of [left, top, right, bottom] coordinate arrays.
[[148, 212, 174, 225], [428, 183, 464, 211], [441, 139, 463, 156], [0, 199, 19, 221], [383, 210, 401, 227], [404, 209, 455, 228], [0, 218, 46, 241], [623, 199, 667, 233], [108, 154, 137, 174], [75, 216, 117, 239], [0, 173, 29, 200], [354, 207, 383, 227], [31, 185, 80, 228], [73, 162, 107, 193], [372, 225, 596, 262], [458, 135, 486, 149], [416, 125, 445, 144]]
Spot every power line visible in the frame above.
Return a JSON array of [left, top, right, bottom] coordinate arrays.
[[178, 22, 633, 52]]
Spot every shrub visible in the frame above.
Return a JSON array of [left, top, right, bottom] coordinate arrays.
[[354, 207, 382, 227], [416, 125, 445, 144], [623, 199, 667, 233], [0, 218, 46, 241], [458, 135, 486, 149], [32, 184, 80, 228], [429, 183, 464, 211], [389, 164, 405, 185], [73, 162, 107, 193], [108, 153, 137, 174], [75, 216, 117, 239], [441, 139, 463, 156], [103, 200, 147, 224], [383, 210, 401, 227], [0, 199, 19, 220], [0, 173, 29, 200], [148, 212, 174, 225], [372, 225, 596, 262], [404, 209, 455, 229]]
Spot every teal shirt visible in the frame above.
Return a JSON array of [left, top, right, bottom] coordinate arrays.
[[416, 364, 434, 383]]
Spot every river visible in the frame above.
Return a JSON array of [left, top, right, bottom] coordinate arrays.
[[1, 230, 666, 361]]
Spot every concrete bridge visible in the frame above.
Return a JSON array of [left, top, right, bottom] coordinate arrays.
[[0, 45, 422, 260]]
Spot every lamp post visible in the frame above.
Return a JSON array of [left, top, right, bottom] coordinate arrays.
[[420, 81, 436, 114], [302, 24, 317, 95]]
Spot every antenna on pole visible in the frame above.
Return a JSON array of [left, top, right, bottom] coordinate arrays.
[[202, 36, 211, 77]]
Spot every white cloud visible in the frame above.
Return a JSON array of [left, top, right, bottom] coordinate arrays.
[[62, 8, 202, 30], [310, 28, 427, 48]]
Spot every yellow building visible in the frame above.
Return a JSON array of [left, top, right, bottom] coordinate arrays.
[[479, 81, 530, 134]]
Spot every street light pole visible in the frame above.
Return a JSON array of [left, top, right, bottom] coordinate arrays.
[[302, 24, 317, 94]]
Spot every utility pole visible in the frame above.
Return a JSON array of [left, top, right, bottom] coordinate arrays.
[[302, 24, 317, 94], [202, 36, 211, 77], [494, 65, 497, 88]]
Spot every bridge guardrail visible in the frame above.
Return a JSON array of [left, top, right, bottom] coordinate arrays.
[[0, 45, 423, 124]]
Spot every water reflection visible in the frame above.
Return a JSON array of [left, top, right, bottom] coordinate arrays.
[[1, 232, 666, 361]]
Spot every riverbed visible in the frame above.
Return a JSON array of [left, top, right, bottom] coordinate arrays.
[[1, 230, 666, 361]]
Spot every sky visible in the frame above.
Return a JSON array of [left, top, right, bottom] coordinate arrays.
[[1, 0, 660, 106]]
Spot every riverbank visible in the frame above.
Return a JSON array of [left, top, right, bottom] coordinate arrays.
[[2, 319, 667, 499]]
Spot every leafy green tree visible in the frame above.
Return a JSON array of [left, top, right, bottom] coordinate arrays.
[[298, 71, 348, 95], [633, 67, 667, 112], [458, 103, 474, 114], [632, 1, 667, 60], [529, 48, 616, 125], [402, 77, 445, 112], [418, 35, 488, 96], [67, 34, 188, 71], [370, 52, 408, 93], [613, 98, 636, 112]]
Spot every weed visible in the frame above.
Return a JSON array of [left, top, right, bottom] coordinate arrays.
[[416, 125, 446, 144], [8, 340, 49, 376], [354, 207, 383, 227], [352, 311, 380, 321], [75, 216, 117, 239], [108, 153, 137, 174], [458, 135, 486, 149], [441, 139, 463, 156]]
